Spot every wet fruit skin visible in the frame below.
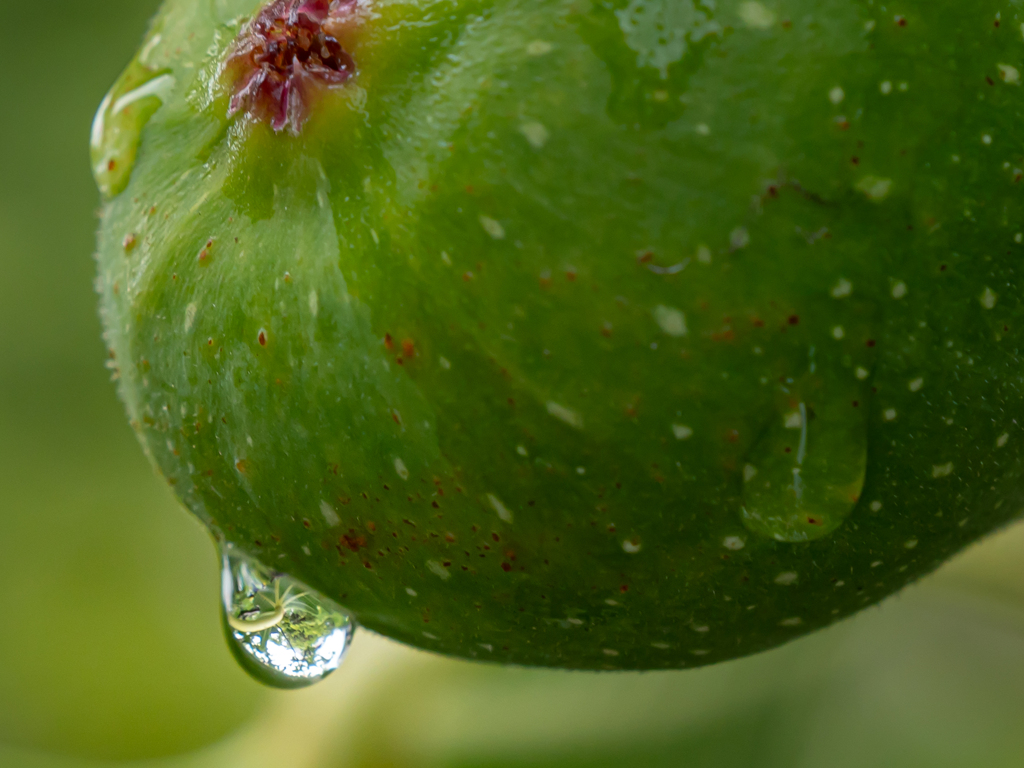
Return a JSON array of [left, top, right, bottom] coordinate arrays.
[[94, 0, 1024, 670]]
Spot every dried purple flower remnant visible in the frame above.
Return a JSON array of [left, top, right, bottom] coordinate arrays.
[[225, 0, 360, 135]]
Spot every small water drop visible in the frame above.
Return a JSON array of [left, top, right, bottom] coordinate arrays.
[[740, 376, 868, 542], [91, 55, 175, 197], [220, 544, 355, 689]]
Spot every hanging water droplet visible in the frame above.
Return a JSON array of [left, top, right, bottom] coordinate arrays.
[[220, 543, 356, 689], [91, 56, 176, 197], [740, 374, 868, 542]]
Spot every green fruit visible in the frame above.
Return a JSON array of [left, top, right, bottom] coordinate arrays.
[[93, 0, 1024, 672]]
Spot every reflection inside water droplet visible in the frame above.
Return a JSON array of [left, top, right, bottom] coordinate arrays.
[[220, 543, 356, 689], [740, 372, 868, 542]]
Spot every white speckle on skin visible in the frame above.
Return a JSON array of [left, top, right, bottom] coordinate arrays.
[[605, 599, 620, 606], [743, 464, 758, 482], [526, 40, 553, 56], [546, 401, 583, 429], [982, 134, 993, 145], [427, 560, 450, 580], [439, 356, 451, 370], [829, 86, 845, 104], [690, 649, 709, 656], [730, 227, 750, 250], [394, 457, 410, 480], [905, 539, 918, 549], [891, 281, 907, 299], [307, 290, 319, 318], [898, 81, 909, 92], [932, 462, 954, 478], [855, 176, 892, 201], [576, 466, 586, 475], [519, 121, 549, 149], [184, 303, 197, 331], [739, 1, 776, 28], [246, 435, 254, 447], [302, 545, 311, 556], [784, 411, 803, 429], [997, 433, 1010, 448], [406, 587, 418, 596], [651, 642, 671, 649], [692, 625, 710, 633], [855, 367, 870, 380], [602, 648, 620, 657], [479, 643, 494, 651], [441, 251, 452, 266], [370, 228, 379, 245], [835, 580, 846, 587], [723, 536, 745, 550], [871, 561, 883, 568], [832, 325, 845, 340], [870, 501, 882, 512], [320, 500, 340, 527], [672, 424, 694, 440], [695, 123, 711, 136], [880, 80, 892, 94], [622, 538, 642, 554], [423, 632, 438, 639], [980, 287, 997, 309], [908, 378, 924, 392], [479, 215, 505, 239], [653, 305, 688, 337], [831, 278, 853, 298], [516, 444, 529, 456], [487, 493, 514, 523], [999, 64, 1021, 84], [775, 571, 798, 586], [884, 408, 897, 421], [697, 245, 712, 263], [779, 617, 803, 627]]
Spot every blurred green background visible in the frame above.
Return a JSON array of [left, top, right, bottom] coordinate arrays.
[[3, 1, 1024, 766]]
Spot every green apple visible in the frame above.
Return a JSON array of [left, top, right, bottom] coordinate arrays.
[[92, 0, 1024, 672]]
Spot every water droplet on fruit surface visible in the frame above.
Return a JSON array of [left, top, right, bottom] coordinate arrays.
[[740, 378, 868, 542], [220, 544, 355, 689], [91, 56, 175, 197]]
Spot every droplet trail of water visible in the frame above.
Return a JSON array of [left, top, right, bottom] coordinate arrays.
[[91, 55, 176, 198], [220, 543, 356, 689], [740, 376, 868, 542]]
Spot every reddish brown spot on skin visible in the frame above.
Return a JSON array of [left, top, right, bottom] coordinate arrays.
[[851, 157, 859, 165], [781, 18, 792, 29], [224, 0, 359, 134], [123, 233, 137, 252], [340, 533, 366, 552], [258, 329, 268, 346], [788, 315, 799, 325], [896, 15, 907, 26], [366, 521, 376, 532], [463, 271, 474, 281], [726, 429, 739, 443], [107, 159, 117, 172], [866, 339, 876, 348], [852, 401, 859, 407], [235, 459, 249, 473], [600, 322, 613, 337], [619, 584, 629, 593], [401, 338, 415, 357], [501, 562, 512, 572]]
